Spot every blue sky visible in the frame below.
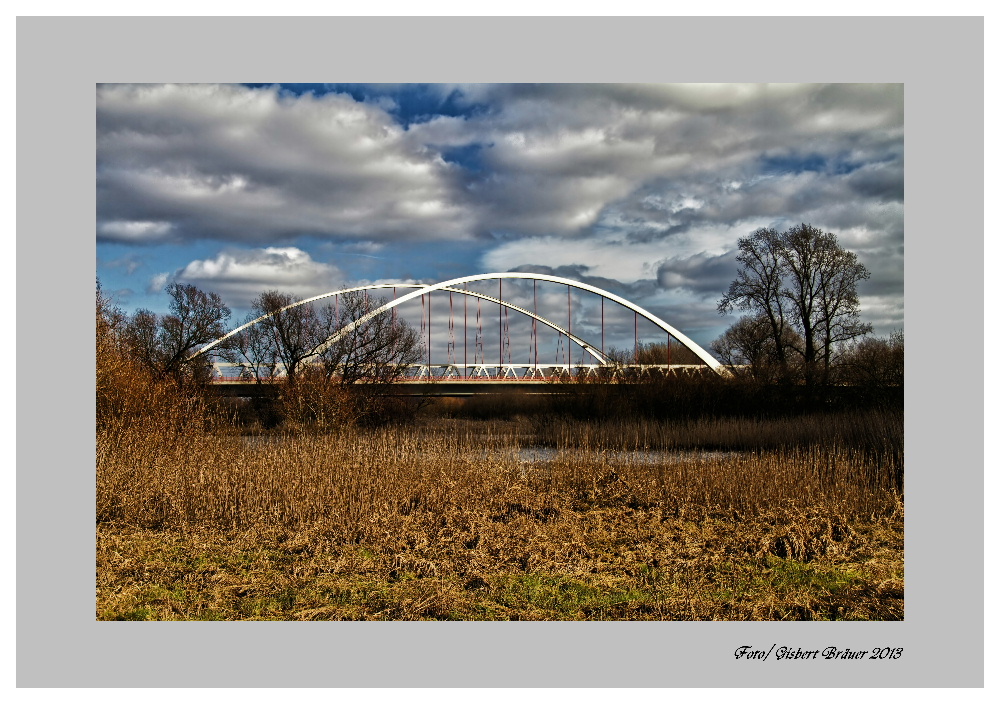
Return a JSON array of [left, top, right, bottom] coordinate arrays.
[[96, 83, 903, 360]]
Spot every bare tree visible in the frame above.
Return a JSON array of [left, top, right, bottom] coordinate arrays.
[[236, 289, 421, 389], [97, 278, 130, 422], [812, 239, 875, 377], [96, 278, 125, 344], [223, 313, 282, 383], [718, 227, 791, 370], [634, 340, 705, 366], [122, 308, 162, 372], [249, 290, 333, 384], [836, 330, 904, 388], [317, 291, 423, 388], [779, 224, 872, 383], [122, 283, 231, 384], [228, 289, 423, 426], [718, 223, 872, 385], [711, 313, 802, 382]]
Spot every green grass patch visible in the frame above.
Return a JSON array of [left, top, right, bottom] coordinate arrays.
[[486, 573, 669, 619]]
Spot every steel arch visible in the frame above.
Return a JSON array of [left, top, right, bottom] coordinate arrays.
[[319, 273, 723, 372], [191, 282, 609, 364]]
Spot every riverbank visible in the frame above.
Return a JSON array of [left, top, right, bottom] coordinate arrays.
[[97, 412, 903, 620]]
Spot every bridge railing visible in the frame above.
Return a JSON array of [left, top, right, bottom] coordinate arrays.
[[207, 362, 711, 382]]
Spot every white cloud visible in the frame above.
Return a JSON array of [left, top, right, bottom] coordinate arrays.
[[340, 241, 387, 254], [406, 83, 902, 240], [163, 247, 346, 309], [103, 252, 145, 276], [97, 84, 477, 244], [98, 220, 174, 241], [99, 83, 903, 250], [100, 83, 903, 338], [481, 235, 642, 282], [147, 272, 169, 294]]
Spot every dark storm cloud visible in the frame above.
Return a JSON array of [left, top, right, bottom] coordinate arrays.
[[655, 251, 740, 297], [856, 244, 905, 298], [844, 160, 904, 201], [508, 263, 660, 303]]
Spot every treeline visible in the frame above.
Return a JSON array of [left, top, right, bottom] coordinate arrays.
[[435, 365, 901, 427], [608, 336, 903, 391], [97, 280, 210, 435], [98, 219, 903, 434], [96, 279, 425, 432], [712, 223, 895, 388]]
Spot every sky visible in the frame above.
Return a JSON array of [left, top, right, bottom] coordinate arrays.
[[96, 82, 904, 363]]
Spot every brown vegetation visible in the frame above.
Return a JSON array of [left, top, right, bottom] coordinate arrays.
[[97, 407, 903, 620], [96, 281, 903, 621]]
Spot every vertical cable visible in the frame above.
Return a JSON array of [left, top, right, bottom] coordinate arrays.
[[503, 292, 510, 365], [421, 294, 427, 373], [448, 290, 455, 366], [533, 279, 538, 373], [464, 283, 468, 378], [567, 284, 572, 367], [475, 295, 483, 368], [634, 310, 638, 364]]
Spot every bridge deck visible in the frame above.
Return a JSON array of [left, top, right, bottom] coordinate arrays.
[[208, 378, 571, 398]]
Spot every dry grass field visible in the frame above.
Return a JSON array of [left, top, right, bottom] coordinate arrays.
[[97, 408, 903, 621]]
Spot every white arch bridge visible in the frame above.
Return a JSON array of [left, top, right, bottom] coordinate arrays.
[[193, 272, 724, 381]]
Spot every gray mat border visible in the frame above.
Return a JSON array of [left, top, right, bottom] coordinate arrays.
[[16, 15, 984, 688]]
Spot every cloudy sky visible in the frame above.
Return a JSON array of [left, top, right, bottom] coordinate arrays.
[[96, 82, 903, 361]]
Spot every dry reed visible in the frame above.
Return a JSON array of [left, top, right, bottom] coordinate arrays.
[[98, 415, 900, 540], [96, 285, 903, 620], [98, 418, 903, 620]]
